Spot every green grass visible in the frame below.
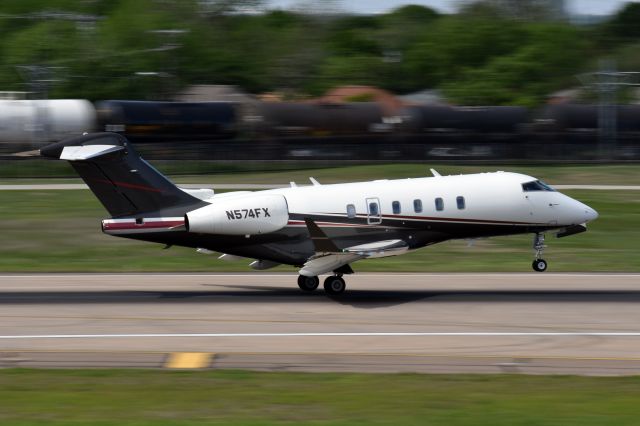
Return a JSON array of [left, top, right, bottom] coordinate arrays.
[[170, 164, 640, 186], [1, 369, 640, 425], [0, 189, 638, 272], [1, 163, 640, 185]]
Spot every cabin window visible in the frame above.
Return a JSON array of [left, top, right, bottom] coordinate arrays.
[[435, 197, 444, 211], [413, 199, 423, 213], [369, 202, 379, 216], [456, 196, 465, 210], [522, 180, 555, 192], [392, 201, 401, 214], [346, 204, 356, 218]]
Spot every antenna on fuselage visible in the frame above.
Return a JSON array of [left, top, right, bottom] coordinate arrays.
[[430, 168, 441, 177], [309, 177, 321, 186]]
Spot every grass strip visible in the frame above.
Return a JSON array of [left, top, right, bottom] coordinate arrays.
[[1, 163, 640, 185], [1, 369, 639, 425], [0, 189, 637, 272]]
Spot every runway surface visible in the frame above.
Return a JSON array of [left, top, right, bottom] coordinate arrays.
[[1, 273, 640, 375]]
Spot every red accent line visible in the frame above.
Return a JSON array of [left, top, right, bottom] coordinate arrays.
[[95, 179, 163, 193], [382, 214, 536, 225], [317, 212, 544, 226]]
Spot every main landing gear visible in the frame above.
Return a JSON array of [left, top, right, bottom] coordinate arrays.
[[297, 274, 346, 295], [323, 275, 346, 295], [532, 233, 548, 272], [297, 275, 319, 292]]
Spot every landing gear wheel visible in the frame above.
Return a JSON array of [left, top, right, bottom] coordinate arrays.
[[297, 275, 319, 292], [531, 233, 548, 272], [532, 259, 548, 272], [323, 276, 346, 295]]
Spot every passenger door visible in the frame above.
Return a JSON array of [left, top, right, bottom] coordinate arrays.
[[366, 197, 382, 225]]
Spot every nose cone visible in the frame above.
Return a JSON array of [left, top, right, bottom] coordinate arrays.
[[560, 193, 598, 225], [573, 200, 598, 224], [585, 206, 598, 223]]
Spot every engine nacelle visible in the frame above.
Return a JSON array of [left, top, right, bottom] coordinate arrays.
[[185, 194, 289, 235]]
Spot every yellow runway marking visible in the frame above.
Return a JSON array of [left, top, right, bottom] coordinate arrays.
[[165, 352, 212, 369], [4, 350, 640, 363]]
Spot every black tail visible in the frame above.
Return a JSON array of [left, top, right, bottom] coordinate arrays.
[[41, 133, 201, 217]]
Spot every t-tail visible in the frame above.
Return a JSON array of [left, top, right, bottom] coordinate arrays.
[[40, 132, 203, 217]]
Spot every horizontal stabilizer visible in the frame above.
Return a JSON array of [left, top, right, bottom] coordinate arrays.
[[60, 145, 124, 161]]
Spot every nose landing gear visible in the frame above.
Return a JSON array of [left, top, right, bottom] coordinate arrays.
[[532, 258, 548, 272], [532, 233, 548, 272]]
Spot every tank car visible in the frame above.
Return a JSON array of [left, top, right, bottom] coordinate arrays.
[[95, 100, 237, 141], [0, 99, 96, 146]]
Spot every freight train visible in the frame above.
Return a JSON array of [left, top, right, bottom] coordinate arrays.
[[2, 99, 639, 149]]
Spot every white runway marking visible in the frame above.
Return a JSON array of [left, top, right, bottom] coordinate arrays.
[[2, 332, 640, 340]]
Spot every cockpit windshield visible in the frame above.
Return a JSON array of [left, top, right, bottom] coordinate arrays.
[[522, 180, 555, 192]]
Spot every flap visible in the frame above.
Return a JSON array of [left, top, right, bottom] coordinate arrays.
[[344, 239, 407, 253], [343, 239, 409, 258], [299, 253, 363, 277]]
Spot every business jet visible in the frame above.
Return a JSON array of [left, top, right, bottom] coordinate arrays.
[[40, 132, 598, 295]]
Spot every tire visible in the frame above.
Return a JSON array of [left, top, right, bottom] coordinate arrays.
[[323, 276, 346, 295], [532, 259, 548, 272], [297, 275, 319, 292]]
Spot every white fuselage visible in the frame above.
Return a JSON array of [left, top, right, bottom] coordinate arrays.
[[243, 171, 596, 230], [104, 171, 597, 267]]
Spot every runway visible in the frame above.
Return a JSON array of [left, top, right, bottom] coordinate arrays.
[[1, 273, 640, 375]]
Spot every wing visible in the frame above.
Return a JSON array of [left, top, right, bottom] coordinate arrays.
[[299, 219, 409, 276]]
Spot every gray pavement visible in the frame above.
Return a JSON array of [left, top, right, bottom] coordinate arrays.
[[1, 273, 640, 375]]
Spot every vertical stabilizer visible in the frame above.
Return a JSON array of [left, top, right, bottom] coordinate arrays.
[[41, 132, 200, 217]]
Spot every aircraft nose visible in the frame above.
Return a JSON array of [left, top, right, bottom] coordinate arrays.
[[564, 196, 598, 224], [574, 200, 598, 224], [585, 206, 598, 222]]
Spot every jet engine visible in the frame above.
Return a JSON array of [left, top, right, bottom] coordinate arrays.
[[185, 194, 289, 235]]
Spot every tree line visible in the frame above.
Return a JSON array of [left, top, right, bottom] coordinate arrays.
[[1, 0, 639, 106]]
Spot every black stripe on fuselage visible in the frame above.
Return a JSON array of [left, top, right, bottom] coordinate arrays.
[[109, 212, 556, 266]]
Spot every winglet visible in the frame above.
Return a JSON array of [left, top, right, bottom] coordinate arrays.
[[430, 168, 441, 177], [304, 218, 339, 252]]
